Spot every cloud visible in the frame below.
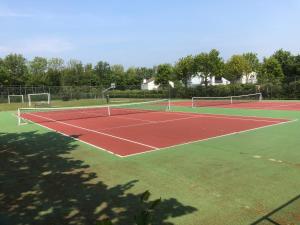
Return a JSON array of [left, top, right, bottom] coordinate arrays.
[[0, 38, 73, 55]]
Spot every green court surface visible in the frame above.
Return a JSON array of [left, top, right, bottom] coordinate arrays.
[[0, 102, 299, 224]]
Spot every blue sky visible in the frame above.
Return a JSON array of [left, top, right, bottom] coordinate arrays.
[[0, 0, 299, 67]]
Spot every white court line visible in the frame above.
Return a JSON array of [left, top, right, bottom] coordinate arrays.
[[152, 110, 288, 123], [166, 109, 292, 121], [18, 110, 297, 158], [25, 113, 159, 150], [113, 114, 155, 123], [213, 103, 300, 111], [96, 111, 286, 132], [99, 115, 202, 131], [12, 113, 123, 157], [123, 119, 298, 157]]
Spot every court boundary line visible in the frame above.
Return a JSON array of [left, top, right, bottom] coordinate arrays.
[[23, 113, 159, 150], [167, 108, 292, 121], [158, 110, 289, 123], [11, 113, 123, 157], [120, 119, 298, 157], [99, 113, 285, 132], [17, 111, 297, 158], [173, 100, 300, 111]]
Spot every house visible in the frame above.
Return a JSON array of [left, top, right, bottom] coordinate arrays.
[[141, 78, 159, 90], [239, 72, 258, 84], [187, 74, 230, 87], [141, 78, 174, 90]]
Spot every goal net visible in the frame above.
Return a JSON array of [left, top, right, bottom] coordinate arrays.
[[8, 95, 24, 104], [28, 93, 51, 107]]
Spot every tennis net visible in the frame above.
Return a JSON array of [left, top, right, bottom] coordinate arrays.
[[18, 99, 170, 125], [192, 93, 262, 107]]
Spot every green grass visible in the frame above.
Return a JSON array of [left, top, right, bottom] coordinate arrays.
[[0, 102, 299, 225]]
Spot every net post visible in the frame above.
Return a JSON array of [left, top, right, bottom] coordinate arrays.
[[107, 105, 111, 116], [17, 108, 21, 125], [259, 93, 262, 101], [192, 97, 194, 108], [28, 94, 31, 106], [230, 96, 233, 104], [8, 96, 10, 104], [48, 93, 51, 105], [167, 99, 171, 111]]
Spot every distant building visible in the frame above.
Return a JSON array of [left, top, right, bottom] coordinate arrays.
[[239, 72, 258, 84], [187, 74, 230, 87], [141, 78, 174, 90]]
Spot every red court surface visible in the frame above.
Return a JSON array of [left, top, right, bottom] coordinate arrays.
[[21, 110, 289, 157], [173, 101, 300, 111]]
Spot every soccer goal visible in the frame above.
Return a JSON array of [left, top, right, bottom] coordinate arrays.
[[8, 95, 24, 104], [28, 93, 51, 107]]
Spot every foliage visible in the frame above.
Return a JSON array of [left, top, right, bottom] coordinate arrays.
[[175, 55, 194, 87], [242, 52, 260, 82], [94, 61, 112, 86], [272, 49, 295, 78], [258, 57, 284, 84], [224, 55, 250, 83], [1, 49, 300, 99], [26, 57, 48, 85], [2, 54, 27, 85], [194, 49, 224, 87], [154, 64, 174, 88]]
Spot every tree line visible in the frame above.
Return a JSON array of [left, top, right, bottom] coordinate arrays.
[[0, 49, 299, 91]]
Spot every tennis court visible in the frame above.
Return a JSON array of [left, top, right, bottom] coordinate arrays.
[[18, 100, 289, 157], [173, 100, 300, 110], [173, 93, 300, 111]]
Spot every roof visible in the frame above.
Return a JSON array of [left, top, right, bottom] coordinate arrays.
[[143, 77, 155, 84]]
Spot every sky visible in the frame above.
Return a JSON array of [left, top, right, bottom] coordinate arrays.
[[0, 0, 300, 67]]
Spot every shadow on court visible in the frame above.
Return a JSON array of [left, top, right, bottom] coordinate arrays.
[[0, 131, 197, 225], [249, 194, 300, 225]]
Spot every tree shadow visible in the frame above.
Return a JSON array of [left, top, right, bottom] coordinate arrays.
[[0, 131, 197, 225], [249, 194, 300, 225]]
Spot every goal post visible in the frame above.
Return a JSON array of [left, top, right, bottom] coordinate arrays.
[[28, 93, 51, 106], [8, 95, 24, 104]]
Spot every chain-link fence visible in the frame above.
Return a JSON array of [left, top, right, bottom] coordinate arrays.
[[258, 76, 300, 99], [1, 79, 300, 104], [0, 85, 104, 103]]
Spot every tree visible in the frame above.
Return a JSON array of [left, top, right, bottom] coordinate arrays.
[[61, 59, 84, 86], [124, 67, 142, 88], [258, 57, 284, 84], [46, 58, 64, 86], [194, 49, 224, 87], [136, 67, 154, 81], [224, 55, 250, 83], [272, 49, 294, 78], [2, 54, 27, 85], [0, 58, 9, 85], [292, 55, 300, 77], [242, 52, 260, 83], [94, 61, 112, 87], [154, 64, 174, 88], [111, 64, 125, 87], [83, 63, 97, 86], [174, 55, 194, 87], [26, 57, 48, 85]]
